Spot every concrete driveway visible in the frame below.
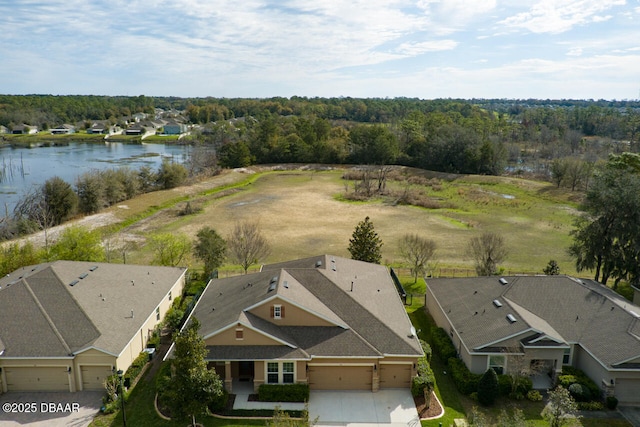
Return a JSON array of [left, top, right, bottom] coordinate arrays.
[[0, 391, 103, 427], [619, 406, 640, 427], [309, 389, 420, 426]]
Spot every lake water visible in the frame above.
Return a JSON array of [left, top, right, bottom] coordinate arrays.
[[0, 142, 190, 217]]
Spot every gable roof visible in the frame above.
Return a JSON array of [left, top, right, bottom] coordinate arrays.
[[427, 275, 640, 369], [0, 261, 186, 358], [188, 255, 422, 360]]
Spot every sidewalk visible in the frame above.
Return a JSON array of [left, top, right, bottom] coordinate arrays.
[[231, 381, 306, 411]]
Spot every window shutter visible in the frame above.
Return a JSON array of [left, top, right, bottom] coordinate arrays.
[[270, 306, 274, 318], [281, 306, 285, 318]]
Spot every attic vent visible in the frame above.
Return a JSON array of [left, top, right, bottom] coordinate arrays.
[[499, 278, 508, 285], [268, 282, 276, 293], [315, 260, 322, 268], [79, 273, 88, 279], [89, 266, 99, 271], [69, 280, 79, 287], [283, 281, 289, 289], [270, 276, 278, 284], [493, 299, 503, 308], [506, 314, 517, 323]]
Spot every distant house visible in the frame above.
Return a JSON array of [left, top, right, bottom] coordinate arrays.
[[170, 255, 423, 393], [0, 125, 8, 134], [12, 124, 37, 134], [426, 275, 640, 404], [163, 120, 187, 135], [50, 124, 76, 135], [0, 261, 186, 392]]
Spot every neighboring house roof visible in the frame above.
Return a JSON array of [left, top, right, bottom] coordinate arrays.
[[427, 275, 640, 369], [0, 261, 186, 358], [188, 255, 422, 360]]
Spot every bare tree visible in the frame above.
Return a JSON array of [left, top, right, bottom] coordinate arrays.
[[399, 234, 437, 283], [227, 220, 271, 274], [466, 232, 508, 276]]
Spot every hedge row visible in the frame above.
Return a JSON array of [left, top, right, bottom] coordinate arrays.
[[258, 384, 309, 402], [558, 366, 601, 401], [448, 357, 481, 396], [432, 327, 457, 362], [411, 339, 436, 397]]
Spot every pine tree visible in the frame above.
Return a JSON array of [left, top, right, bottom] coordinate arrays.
[[348, 216, 383, 264], [477, 368, 499, 406]]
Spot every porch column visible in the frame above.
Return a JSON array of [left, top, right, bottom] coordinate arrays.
[[224, 361, 232, 393], [372, 364, 380, 392]]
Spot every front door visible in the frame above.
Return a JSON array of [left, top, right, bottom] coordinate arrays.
[[239, 361, 254, 381]]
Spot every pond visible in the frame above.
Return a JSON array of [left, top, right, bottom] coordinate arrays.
[[0, 142, 190, 216]]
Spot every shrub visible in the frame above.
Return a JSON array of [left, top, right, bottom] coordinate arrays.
[[577, 401, 605, 411], [258, 384, 309, 402], [527, 390, 543, 402], [477, 368, 499, 406], [419, 339, 433, 362], [509, 391, 525, 400], [497, 374, 512, 396], [558, 374, 578, 388], [560, 366, 600, 399], [124, 351, 150, 386], [517, 376, 533, 395], [432, 327, 457, 362], [412, 341, 436, 397], [606, 396, 619, 410], [448, 357, 481, 396], [568, 383, 591, 402], [209, 388, 229, 412]]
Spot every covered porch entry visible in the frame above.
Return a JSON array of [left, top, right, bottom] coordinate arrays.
[[210, 360, 261, 393]]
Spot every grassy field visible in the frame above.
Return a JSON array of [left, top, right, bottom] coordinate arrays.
[[118, 167, 583, 276]]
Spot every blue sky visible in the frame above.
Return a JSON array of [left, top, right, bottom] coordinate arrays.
[[1, 0, 639, 100]]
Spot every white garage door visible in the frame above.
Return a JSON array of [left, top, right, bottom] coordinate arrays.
[[615, 379, 640, 404], [380, 364, 412, 389], [308, 366, 372, 390], [81, 365, 113, 390], [5, 367, 69, 392]]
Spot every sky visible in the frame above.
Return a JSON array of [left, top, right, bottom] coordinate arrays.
[[1, 0, 639, 100]]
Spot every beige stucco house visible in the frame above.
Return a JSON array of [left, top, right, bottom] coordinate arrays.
[[178, 255, 423, 393], [0, 261, 186, 393], [426, 275, 640, 404]]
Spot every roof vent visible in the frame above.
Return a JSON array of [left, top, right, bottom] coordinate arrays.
[[283, 281, 289, 289], [69, 280, 79, 287], [268, 282, 276, 292], [79, 273, 88, 279], [499, 278, 508, 285], [493, 299, 503, 308], [506, 314, 517, 323], [270, 276, 278, 284], [89, 266, 98, 271], [315, 260, 322, 268]]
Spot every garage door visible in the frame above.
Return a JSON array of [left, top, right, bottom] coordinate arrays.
[[308, 366, 372, 390], [5, 367, 69, 391], [615, 379, 640, 404], [81, 365, 113, 390], [380, 364, 412, 389]]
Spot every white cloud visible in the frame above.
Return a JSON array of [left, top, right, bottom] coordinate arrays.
[[567, 47, 583, 56], [498, 0, 627, 34], [396, 40, 459, 55]]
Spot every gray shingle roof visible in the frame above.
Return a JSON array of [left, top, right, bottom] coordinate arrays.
[[0, 261, 186, 358], [190, 255, 422, 360], [427, 275, 640, 369]]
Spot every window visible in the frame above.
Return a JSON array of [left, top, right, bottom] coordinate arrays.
[[168, 291, 172, 301], [235, 328, 243, 340], [267, 362, 279, 384], [563, 347, 572, 365], [283, 362, 294, 383], [274, 305, 282, 319], [156, 307, 160, 321], [266, 361, 295, 384], [489, 355, 505, 375]]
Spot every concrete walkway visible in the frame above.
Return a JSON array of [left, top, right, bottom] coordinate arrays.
[[309, 390, 420, 427], [619, 406, 640, 427]]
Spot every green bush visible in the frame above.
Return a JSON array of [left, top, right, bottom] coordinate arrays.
[[209, 388, 229, 412], [517, 376, 533, 394], [124, 351, 150, 385], [560, 366, 600, 399], [448, 357, 481, 396], [577, 401, 605, 411], [411, 339, 436, 397], [497, 374, 512, 396], [527, 390, 543, 402], [568, 383, 591, 402], [606, 396, 619, 410], [432, 328, 457, 362], [419, 339, 433, 362], [477, 369, 499, 406], [257, 384, 309, 402], [509, 391, 525, 400], [558, 374, 578, 388]]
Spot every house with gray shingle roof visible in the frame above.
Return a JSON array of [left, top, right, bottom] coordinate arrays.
[[0, 261, 186, 392], [175, 255, 423, 393], [426, 275, 640, 404]]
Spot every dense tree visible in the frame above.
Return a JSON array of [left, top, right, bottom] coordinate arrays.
[[1, 242, 40, 277], [76, 171, 106, 214], [193, 226, 227, 278], [149, 232, 191, 267], [49, 225, 105, 261], [43, 176, 78, 225], [466, 232, 507, 276], [163, 317, 224, 427], [218, 141, 254, 168], [227, 221, 271, 274], [156, 159, 188, 189], [399, 234, 437, 283], [348, 216, 383, 264], [349, 124, 398, 165]]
